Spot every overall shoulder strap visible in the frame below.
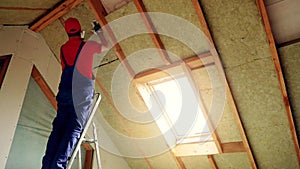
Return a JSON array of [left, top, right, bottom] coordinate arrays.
[[60, 47, 68, 66], [60, 41, 85, 66], [74, 41, 85, 64]]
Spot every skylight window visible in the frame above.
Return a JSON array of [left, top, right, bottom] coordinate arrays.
[[136, 62, 220, 156]]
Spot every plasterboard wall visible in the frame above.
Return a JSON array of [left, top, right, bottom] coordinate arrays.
[[0, 26, 60, 168]]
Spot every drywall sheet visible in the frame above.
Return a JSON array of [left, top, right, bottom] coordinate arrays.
[[0, 26, 60, 167], [5, 77, 56, 169], [0, 56, 32, 169], [278, 42, 300, 138], [15, 29, 61, 94], [200, 0, 299, 168]]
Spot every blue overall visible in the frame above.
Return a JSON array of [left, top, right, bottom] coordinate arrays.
[[42, 42, 94, 169]]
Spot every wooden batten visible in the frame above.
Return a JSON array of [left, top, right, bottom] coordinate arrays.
[[221, 141, 246, 153], [208, 155, 218, 169], [134, 52, 213, 83], [81, 143, 93, 169], [256, 0, 300, 164], [191, 0, 258, 168], [31, 66, 57, 110], [87, 0, 135, 77], [29, 0, 84, 32], [133, 0, 172, 65]]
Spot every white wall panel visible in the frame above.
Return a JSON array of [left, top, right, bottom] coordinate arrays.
[[0, 56, 33, 169], [0, 26, 60, 168]]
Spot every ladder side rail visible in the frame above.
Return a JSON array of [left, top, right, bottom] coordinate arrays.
[[67, 93, 102, 169]]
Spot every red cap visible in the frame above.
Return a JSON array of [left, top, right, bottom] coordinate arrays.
[[64, 18, 81, 34]]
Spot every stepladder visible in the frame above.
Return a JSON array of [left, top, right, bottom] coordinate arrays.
[[67, 93, 102, 169]]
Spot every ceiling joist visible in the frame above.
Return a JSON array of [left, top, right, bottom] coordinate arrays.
[[191, 0, 258, 168], [208, 155, 218, 169], [87, 0, 135, 77], [256, 0, 300, 164], [29, 0, 84, 32], [133, 0, 172, 65]]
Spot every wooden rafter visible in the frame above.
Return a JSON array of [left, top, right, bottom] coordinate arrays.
[[191, 0, 258, 168], [134, 51, 213, 81], [81, 143, 94, 169], [87, 0, 135, 77], [133, 0, 172, 65], [221, 141, 245, 153], [175, 156, 187, 169], [29, 0, 84, 32], [256, 0, 300, 164], [208, 155, 218, 169], [31, 66, 57, 110]]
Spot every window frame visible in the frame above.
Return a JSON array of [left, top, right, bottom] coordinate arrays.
[[134, 55, 222, 156]]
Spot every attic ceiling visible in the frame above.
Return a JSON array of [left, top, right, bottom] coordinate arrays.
[[1, 0, 300, 169]]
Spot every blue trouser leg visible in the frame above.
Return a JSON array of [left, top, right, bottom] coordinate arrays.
[[42, 70, 94, 169], [50, 108, 83, 169], [42, 104, 69, 169]]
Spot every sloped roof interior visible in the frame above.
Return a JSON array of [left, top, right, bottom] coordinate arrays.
[[1, 0, 300, 168]]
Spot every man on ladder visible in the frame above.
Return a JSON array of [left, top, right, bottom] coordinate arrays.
[[41, 17, 107, 169]]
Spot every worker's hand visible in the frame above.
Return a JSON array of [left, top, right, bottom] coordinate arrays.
[[91, 20, 108, 48]]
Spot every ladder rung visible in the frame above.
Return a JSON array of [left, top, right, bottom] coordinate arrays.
[[83, 139, 98, 143]]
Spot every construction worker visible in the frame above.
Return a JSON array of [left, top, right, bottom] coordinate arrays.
[[41, 17, 106, 169]]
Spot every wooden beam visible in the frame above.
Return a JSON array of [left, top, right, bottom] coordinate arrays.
[[81, 143, 93, 169], [208, 155, 218, 169], [31, 66, 57, 110], [256, 0, 300, 164], [191, 1, 258, 168], [0, 6, 48, 11], [277, 37, 300, 48], [29, 0, 84, 32], [87, 0, 135, 77], [134, 51, 213, 82], [221, 141, 246, 153], [175, 156, 187, 169], [133, 0, 172, 65]]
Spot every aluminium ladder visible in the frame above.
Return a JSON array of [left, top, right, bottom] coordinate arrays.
[[66, 93, 102, 169]]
